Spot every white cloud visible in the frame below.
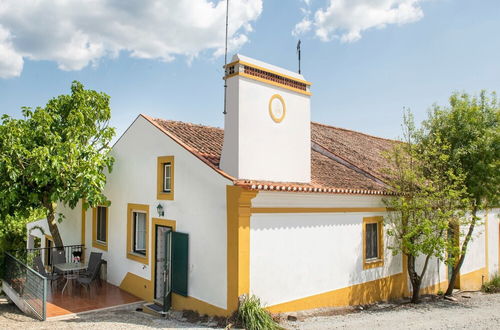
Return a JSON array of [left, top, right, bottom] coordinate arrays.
[[294, 0, 425, 42], [293, 18, 312, 37], [0, 0, 263, 78], [0, 26, 23, 78]]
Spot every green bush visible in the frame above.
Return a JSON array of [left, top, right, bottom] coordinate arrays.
[[238, 295, 280, 330], [481, 274, 500, 293]]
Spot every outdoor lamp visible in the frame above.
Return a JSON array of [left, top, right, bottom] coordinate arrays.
[[156, 203, 165, 217]]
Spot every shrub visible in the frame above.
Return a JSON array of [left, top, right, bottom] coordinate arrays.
[[481, 274, 500, 293], [238, 295, 280, 330]]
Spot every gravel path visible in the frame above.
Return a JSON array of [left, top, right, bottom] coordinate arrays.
[[283, 292, 500, 330], [1, 292, 499, 329]]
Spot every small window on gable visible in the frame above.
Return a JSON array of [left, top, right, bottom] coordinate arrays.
[[163, 162, 172, 193], [157, 156, 174, 200], [363, 216, 384, 269]]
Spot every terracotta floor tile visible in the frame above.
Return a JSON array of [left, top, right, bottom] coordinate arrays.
[[46, 280, 141, 318]]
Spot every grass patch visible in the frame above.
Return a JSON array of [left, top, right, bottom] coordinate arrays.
[[238, 295, 280, 330], [481, 273, 500, 293]]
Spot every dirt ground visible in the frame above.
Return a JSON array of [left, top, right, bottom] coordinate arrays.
[[1, 292, 499, 329]]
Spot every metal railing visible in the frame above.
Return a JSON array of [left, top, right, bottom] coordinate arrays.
[[3, 252, 47, 320], [3, 244, 86, 321], [15, 245, 85, 269]]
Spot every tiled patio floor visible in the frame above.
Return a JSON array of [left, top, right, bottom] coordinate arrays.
[[46, 279, 142, 319]]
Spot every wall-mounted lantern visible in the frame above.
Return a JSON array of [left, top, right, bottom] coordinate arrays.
[[156, 203, 165, 217]]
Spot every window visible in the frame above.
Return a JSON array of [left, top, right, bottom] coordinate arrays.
[[133, 212, 147, 255], [365, 223, 379, 260], [163, 163, 172, 192], [363, 216, 384, 269], [96, 206, 107, 243], [92, 206, 108, 250], [157, 156, 174, 200], [127, 203, 149, 264]]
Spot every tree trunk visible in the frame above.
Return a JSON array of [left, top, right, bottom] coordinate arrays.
[[43, 196, 64, 248], [407, 255, 422, 303], [445, 206, 478, 296]]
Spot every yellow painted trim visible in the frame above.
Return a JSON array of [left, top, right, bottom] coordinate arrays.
[[225, 72, 312, 96], [227, 186, 258, 313], [459, 267, 488, 291], [225, 60, 312, 86], [92, 206, 109, 251], [151, 217, 176, 302], [401, 254, 410, 297], [126, 203, 149, 265], [81, 200, 86, 246], [362, 216, 384, 270], [266, 272, 406, 313], [172, 293, 230, 317], [268, 94, 286, 123], [251, 207, 388, 214], [44, 235, 54, 265], [157, 156, 175, 201], [44, 234, 54, 247]]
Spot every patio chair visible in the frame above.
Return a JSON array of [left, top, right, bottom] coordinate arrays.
[[33, 256, 59, 287], [77, 259, 103, 293], [80, 252, 102, 278], [51, 248, 66, 275]]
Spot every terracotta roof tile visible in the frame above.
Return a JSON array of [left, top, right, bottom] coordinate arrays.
[[148, 116, 397, 194]]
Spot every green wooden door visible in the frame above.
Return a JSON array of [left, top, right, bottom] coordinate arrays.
[[172, 232, 189, 297]]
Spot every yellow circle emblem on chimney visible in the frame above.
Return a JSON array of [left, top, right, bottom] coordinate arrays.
[[269, 94, 286, 123]]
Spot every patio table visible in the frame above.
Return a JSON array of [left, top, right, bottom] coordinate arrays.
[[54, 262, 87, 294]]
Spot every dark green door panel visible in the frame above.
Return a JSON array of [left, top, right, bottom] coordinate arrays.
[[172, 232, 189, 297]]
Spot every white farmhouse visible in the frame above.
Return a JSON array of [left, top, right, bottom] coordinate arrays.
[[27, 54, 500, 316]]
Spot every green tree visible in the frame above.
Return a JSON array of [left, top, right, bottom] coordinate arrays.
[[0, 81, 115, 248], [421, 91, 499, 296], [383, 110, 469, 303]]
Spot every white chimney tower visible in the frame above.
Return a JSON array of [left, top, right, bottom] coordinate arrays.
[[220, 54, 311, 183]]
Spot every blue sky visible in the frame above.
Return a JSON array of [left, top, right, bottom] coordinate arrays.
[[0, 0, 499, 140]]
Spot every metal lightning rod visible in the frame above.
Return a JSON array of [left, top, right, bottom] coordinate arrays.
[[223, 0, 229, 115], [297, 40, 301, 74]]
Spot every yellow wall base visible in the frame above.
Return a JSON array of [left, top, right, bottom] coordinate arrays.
[[172, 293, 230, 316], [267, 272, 407, 313], [419, 280, 448, 295], [119, 272, 153, 302], [119, 272, 229, 316], [459, 267, 487, 291]]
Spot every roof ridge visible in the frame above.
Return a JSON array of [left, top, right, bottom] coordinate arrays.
[[311, 121, 400, 143]]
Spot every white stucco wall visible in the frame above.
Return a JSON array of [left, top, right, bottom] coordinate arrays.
[[487, 209, 499, 276], [249, 193, 402, 306], [411, 256, 448, 291], [461, 211, 488, 275], [27, 201, 83, 248], [28, 116, 232, 310], [87, 115, 232, 309]]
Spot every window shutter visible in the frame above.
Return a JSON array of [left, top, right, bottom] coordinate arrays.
[[172, 232, 189, 297]]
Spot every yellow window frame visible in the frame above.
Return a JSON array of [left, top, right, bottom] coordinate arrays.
[[92, 206, 109, 251], [127, 203, 149, 265], [157, 156, 174, 200], [363, 216, 384, 269]]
